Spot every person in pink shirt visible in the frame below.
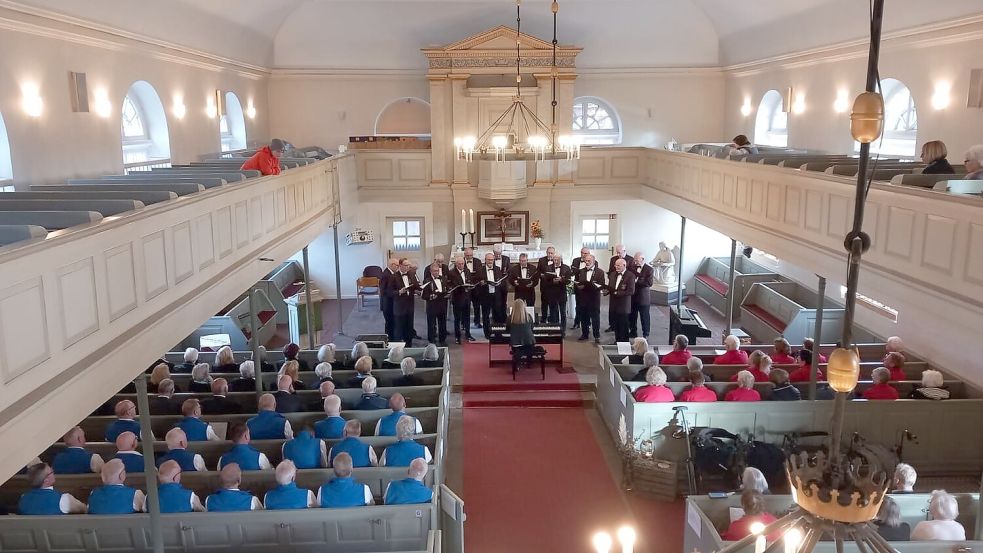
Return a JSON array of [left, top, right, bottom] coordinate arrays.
[[722, 491, 779, 541], [883, 352, 907, 381], [770, 337, 796, 365], [725, 370, 761, 402], [633, 367, 675, 403], [679, 370, 718, 402], [802, 338, 827, 363], [660, 334, 693, 365], [788, 349, 824, 382], [714, 335, 749, 365], [862, 368, 899, 400], [733, 352, 772, 384]]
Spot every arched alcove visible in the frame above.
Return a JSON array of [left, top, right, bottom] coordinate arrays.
[[572, 96, 622, 145], [866, 78, 918, 157], [0, 110, 12, 184], [754, 90, 787, 147], [121, 81, 170, 164], [374, 98, 431, 136], [221, 91, 247, 151]]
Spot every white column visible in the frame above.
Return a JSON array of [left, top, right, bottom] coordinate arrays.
[[428, 76, 451, 186], [450, 75, 471, 187]]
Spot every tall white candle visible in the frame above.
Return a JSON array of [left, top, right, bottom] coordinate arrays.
[[755, 535, 765, 553], [469, 209, 475, 233], [461, 209, 466, 232], [617, 526, 636, 553]]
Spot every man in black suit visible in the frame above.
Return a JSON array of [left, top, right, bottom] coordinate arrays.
[[608, 258, 637, 343], [200, 378, 243, 415], [537, 247, 557, 321], [380, 258, 399, 340], [423, 253, 449, 283], [272, 375, 303, 414], [569, 247, 590, 330], [149, 379, 180, 415], [461, 247, 482, 328], [385, 258, 420, 345], [606, 244, 637, 332], [447, 256, 474, 344], [629, 251, 654, 339], [541, 253, 572, 331], [508, 253, 539, 307], [422, 263, 449, 346], [474, 253, 506, 335], [575, 254, 606, 343]]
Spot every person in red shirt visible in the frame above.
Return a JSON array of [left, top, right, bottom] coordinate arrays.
[[241, 139, 285, 176], [721, 490, 779, 540], [660, 334, 693, 365], [725, 370, 761, 402], [633, 367, 675, 403], [802, 338, 827, 363], [732, 353, 771, 384], [679, 370, 717, 402], [883, 352, 907, 381], [770, 337, 796, 365], [788, 349, 824, 382], [863, 368, 899, 400], [714, 335, 749, 365], [885, 335, 905, 355]]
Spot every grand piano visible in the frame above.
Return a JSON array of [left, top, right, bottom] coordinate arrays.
[[669, 305, 711, 345], [486, 324, 564, 365]]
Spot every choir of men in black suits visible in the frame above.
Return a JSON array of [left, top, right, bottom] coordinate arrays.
[[575, 253, 606, 342], [380, 258, 399, 340], [460, 247, 481, 329], [384, 258, 420, 344], [423, 254, 449, 283], [537, 247, 556, 321], [474, 253, 507, 335], [421, 263, 449, 346], [507, 253, 539, 307], [608, 258, 637, 342], [606, 244, 636, 332], [541, 253, 571, 331], [569, 247, 590, 330], [447, 256, 475, 344], [629, 251, 654, 339]]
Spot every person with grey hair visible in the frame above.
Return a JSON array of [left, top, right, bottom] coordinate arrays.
[[660, 334, 692, 365], [384, 458, 433, 505], [314, 362, 334, 386], [314, 395, 346, 439], [188, 363, 213, 393], [891, 463, 917, 493], [633, 367, 674, 403], [149, 378, 180, 415], [18, 462, 88, 514], [346, 355, 375, 388], [740, 467, 769, 494], [685, 356, 712, 382], [874, 496, 910, 541], [885, 336, 905, 355], [355, 376, 388, 410], [725, 370, 762, 402], [714, 335, 748, 365], [911, 490, 966, 540], [630, 351, 661, 382], [910, 369, 949, 400], [214, 345, 238, 373], [264, 460, 317, 509], [252, 345, 275, 373], [308, 380, 337, 412], [381, 416, 433, 466], [395, 357, 424, 387], [318, 452, 374, 508], [87, 459, 146, 514], [177, 398, 221, 442], [175, 347, 199, 373], [206, 464, 263, 511], [418, 343, 441, 367], [384, 344, 406, 368], [328, 420, 378, 467], [606, 244, 636, 332], [229, 360, 257, 392], [447, 255, 476, 343], [862, 367, 899, 400], [318, 343, 337, 364], [349, 342, 370, 366], [963, 144, 983, 179], [241, 138, 285, 176]]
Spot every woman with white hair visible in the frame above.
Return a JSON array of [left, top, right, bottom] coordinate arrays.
[[214, 345, 239, 373], [911, 490, 966, 540], [630, 351, 660, 381], [279, 360, 307, 390], [229, 361, 257, 392], [910, 370, 949, 400], [175, 348, 199, 373], [627, 337, 650, 364], [963, 144, 983, 180], [875, 496, 910, 541], [725, 370, 761, 402], [189, 363, 213, 393], [318, 344, 337, 364], [714, 335, 749, 365], [633, 367, 674, 403], [418, 344, 441, 367], [383, 344, 405, 368], [149, 363, 172, 393], [660, 334, 692, 365], [862, 367, 899, 400], [740, 467, 769, 494], [347, 342, 376, 370], [395, 358, 423, 387], [314, 362, 334, 386]]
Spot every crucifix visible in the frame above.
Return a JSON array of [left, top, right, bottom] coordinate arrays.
[[494, 209, 509, 244]]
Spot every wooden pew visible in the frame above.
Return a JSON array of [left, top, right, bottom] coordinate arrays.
[[0, 199, 144, 216], [163, 368, 446, 390], [620, 378, 966, 400], [69, 176, 230, 186], [2, 190, 178, 206], [0, 224, 46, 247], [34, 183, 207, 196], [611, 361, 933, 382], [0, 210, 102, 230], [890, 173, 964, 188]]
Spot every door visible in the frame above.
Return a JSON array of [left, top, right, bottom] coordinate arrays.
[[579, 214, 618, 266]]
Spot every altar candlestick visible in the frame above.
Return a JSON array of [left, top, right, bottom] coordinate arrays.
[[461, 209, 466, 232], [469, 209, 475, 233]]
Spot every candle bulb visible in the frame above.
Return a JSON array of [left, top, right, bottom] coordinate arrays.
[[784, 528, 802, 553], [749, 522, 765, 553], [592, 532, 612, 553], [461, 209, 466, 232], [469, 209, 475, 233], [616, 526, 636, 553]]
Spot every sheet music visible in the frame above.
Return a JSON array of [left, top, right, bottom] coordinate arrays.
[[616, 342, 632, 355], [388, 342, 405, 350]]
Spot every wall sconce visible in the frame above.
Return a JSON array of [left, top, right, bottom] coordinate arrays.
[[21, 83, 44, 117], [931, 82, 951, 110], [93, 88, 113, 118], [792, 92, 807, 114], [833, 89, 850, 113], [740, 98, 753, 117], [246, 101, 257, 119], [172, 96, 187, 119], [205, 96, 217, 119]]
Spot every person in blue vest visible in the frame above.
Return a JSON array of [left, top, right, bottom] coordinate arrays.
[[328, 419, 378, 467], [51, 426, 104, 474], [18, 463, 88, 515], [264, 460, 317, 510], [157, 428, 208, 471], [355, 376, 388, 410], [381, 416, 433, 467], [205, 463, 263, 511], [384, 458, 433, 505], [218, 423, 272, 471], [247, 393, 294, 440], [87, 459, 146, 514], [314, 395, 346, 439], [105, 400, 142, 442], [112, 432, 144, 473], [375, 394, 424, 436], [317, 453, 374, 508], [282, 429, 327, 469], [152, 460, 204, 513], [176, 398, 221, 441]]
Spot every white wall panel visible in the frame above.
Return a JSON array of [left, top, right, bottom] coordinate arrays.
[[216, 206, 234, 260], [55, 259, 99, 348], [171, 222, 195, 285], [0, 278, 49, 383], [104, 244, 137, 321], [194, 214, 216, 270], [142, 231, 169, 300]]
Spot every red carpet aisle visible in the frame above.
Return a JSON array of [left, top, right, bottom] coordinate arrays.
[[460, 344, 684, 553]]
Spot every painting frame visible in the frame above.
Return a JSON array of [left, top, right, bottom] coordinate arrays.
[[476, 210, 529, 246]]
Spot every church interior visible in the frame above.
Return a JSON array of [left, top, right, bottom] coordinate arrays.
[[1, 0, 983, 551]]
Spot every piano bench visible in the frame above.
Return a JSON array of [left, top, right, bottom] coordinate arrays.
[[510, 346, 547, 381]]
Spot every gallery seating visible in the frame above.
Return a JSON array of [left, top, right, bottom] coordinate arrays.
[[692, 256, 781, 319], [0, 224, 46, 246]]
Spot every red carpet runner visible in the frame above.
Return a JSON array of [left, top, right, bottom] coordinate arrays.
[[460, 344, 683, 553]]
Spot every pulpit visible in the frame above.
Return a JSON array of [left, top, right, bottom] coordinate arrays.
[[286, 289, 323, 348]]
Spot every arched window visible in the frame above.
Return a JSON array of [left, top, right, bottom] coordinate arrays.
[[754, 90, 787, 147], [572, 96, 622, 145], [121, 81, 170, 168], [0, 110, 13, 190], [857, 78, 917, 157], [221, 92, 247, 152], [374, 98, 431, 137]]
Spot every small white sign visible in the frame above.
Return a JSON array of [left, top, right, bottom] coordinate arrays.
[[616, 341, 631, 355], [388, 342, 406, 350], [686, 502, 703, 539]]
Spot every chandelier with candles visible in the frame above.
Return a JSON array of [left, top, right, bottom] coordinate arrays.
[[453, 0, 582, 162]]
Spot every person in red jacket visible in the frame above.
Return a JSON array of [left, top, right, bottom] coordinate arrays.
[[770, 337, 796, 365], [883, 352, 907, 381], [802, 338, 827, 363], [725, 370, 761, 402], [660, 334, 693, 365], [788, 349, 824, 382], [633, 367, 675, 403], [721, 490, 779, 541], [679, 370, 717, 402], [714, 335, 748, 365], [863, 368, 899, 400], [241, 139, 285, 176], [732, 351, 771, 383]]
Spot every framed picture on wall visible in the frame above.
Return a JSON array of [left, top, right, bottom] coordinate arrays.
[[477, 211, 529, 245]]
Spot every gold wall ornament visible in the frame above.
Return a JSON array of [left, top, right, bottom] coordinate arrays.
[[826, 347, 860, 393], [850, 91, 884, 143]]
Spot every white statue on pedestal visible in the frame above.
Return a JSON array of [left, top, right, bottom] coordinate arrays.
[[652, 241, 676, 285]]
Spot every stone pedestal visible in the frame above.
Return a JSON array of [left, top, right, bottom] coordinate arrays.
[[651, 283, 685, 305]]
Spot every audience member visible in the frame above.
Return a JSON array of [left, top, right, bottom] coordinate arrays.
[[282, 429, 328, 469], [384, 344, 406, 368], [281, 342, 310, 372], [189, 363, 213, 393], [154, 460, 204, 513], [740, 467, 769, 494], [920, 140, 954, 174], [318, 452, 374, 508], [863, 368, 899, 400], [627, 337, 650, 364], [721, 490, 777, 540], [206, 464, 263, 511], [213, 345, 239, 373], [660, 334, 692, 365], [714, 335, 748, 365], [911, 490, 966, 540], [18, 463, 87, 514], [418, 344, 442, 367], [318, 343, 337, 365], [157, 428, 207, 472], [253, 345, 275, 373], [264, 460, 317, 510], [883, 352, 907, 381], [874, 496, 910, 541], [382, 416, 434, 467], [356, 376, 389, 410], [963, 145, 983, 180], [892, 463, 917, 493], [240, 138, 284, 176], [113, 432, 144, 473], [686, 356, 712, 382], [768, 369, 801, 401], [175, 347, 198, 373], [347, 355, 374, 388], [679, 370, 717, 402], [201, 378, 242, 415], [229, 360, 258, 392], [633, 367, 674, 403], [376, 393, 423, 435], [910, 370, 949, 400], [149, 378, 180, 415], [279, 359, 307, 390], [218, 423, 272, 471], [630, 351, 660, 382], [728, 134, 758, 155], [148, 363, 171, 393], [52, 426, 104, 474], [802, 338, 827, 363], [328, 420, 378, 467], [177, 399, 221, 441], [348, 342, 372, 368], [788, 349, 823, 382], [885, 335, 905, 354], [314, 396, 347, 439], [314, 362, 334, 387], [395, 357, 424, 387], [732, 351, 771, 383], [725, 370, 761, 402], [273, 374, 303, 413], [310, 379, 337, 411], [247, 394, 294, 439], [385, 458, 433, 505], [87, 459, 145, 514], [770, 338, 796, 364], [105, 400, 141, 442]]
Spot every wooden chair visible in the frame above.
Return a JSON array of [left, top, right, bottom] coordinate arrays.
[[357, 276, 381, 311]]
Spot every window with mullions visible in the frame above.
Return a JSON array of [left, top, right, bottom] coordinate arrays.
[[121, 95, 151, 163], [581, 218, 610, 250], [572, 96, 622, 145], [855, 78, 917, 157], [391, 219, 422, 252]]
